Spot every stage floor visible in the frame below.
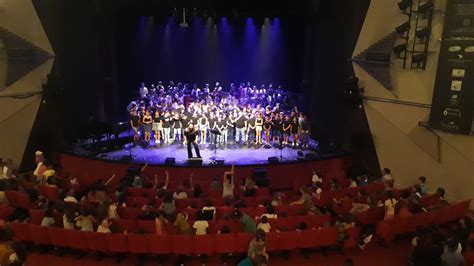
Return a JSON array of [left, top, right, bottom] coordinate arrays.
[[70, 139, 321, 166], [106, 142, 318, 166]]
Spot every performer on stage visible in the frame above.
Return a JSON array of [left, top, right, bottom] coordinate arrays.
[[130, 110, 140, 143], [184, 123, 201, 159], [255, 112, 264, 145]]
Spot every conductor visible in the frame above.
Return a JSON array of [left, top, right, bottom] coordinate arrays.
[[184, 123, 201, 159]]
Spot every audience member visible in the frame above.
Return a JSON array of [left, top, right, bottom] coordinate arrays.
[[174, 212, 192, 234], [235, 209, 257, 234], [193, 212, 209, 235], [257, 216, 271, 233]]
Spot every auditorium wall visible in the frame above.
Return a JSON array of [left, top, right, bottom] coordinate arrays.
[[0, 0, 54, 168], [353, 0, 474, 203]]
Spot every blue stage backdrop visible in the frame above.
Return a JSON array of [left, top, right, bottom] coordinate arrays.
[[115, 16, 310, 101]]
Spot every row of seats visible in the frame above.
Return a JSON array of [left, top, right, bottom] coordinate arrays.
[[376, 199, 471, 241], [11, 222, 359, 255]]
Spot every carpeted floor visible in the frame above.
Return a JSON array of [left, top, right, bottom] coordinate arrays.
[[25, 241, 411, 266]]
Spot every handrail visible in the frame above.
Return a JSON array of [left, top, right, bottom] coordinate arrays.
[[363, 95, 431, 108]]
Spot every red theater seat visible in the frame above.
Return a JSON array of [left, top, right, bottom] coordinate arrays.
[[117, 207, 141, 220], [236, 233, 254, 253], [277, 231, 298, 250], [265, 231, 279, 252], [65, 229, 89, 251], [28, 224, 50, 245], [214, 233, 236, 254], [344, 227, 361, 248], [107, 233, 128, 253], [111, 218, 137, 233], [297, 229, 318, 248], [11, 222, 30, 242], [47, 227, 69, 247], [193, 234, 214, 255], [316, 227, 338, 246], [172, 234, 193, 255], [128, 234, 149, 254], [149, 234, 172, 255], [85, 231, 108, 253], [37, 185, 60, 201], [137, 220, 156, 234]]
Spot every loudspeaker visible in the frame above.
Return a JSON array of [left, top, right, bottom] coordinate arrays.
[[165, 157, 176, 165], [267, 156, 279, 164], [187, 157, 203, 166], [253, 168, 269, 187]]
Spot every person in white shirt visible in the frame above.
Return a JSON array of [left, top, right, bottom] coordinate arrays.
[[257, 216, 272, 233], [193, 212, 209, 235], [97, 219, 112, 233], [33, 151, 44, 177], [63, 189, 78, 203], [1, 159, 14, 179], [139, 82, 148, 98], [201, 200, 216, 221], [382, 168, 393, 181], [173, 186, 188, 200], [312, 170, 322, 183]]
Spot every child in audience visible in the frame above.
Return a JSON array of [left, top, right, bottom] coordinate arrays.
[[97, 219, 112, 233], [193, 212, 209, 235], [418, 176, 427, 196], [155, 212, 168, 235], [40, 208, 55, 227], [75, 208, 96, 232], [201, 200, 216, 221], [383, 190, 397, 220], [63, 189, 77, 203], [259, 205, 277, 220], [257, 216, 271, 233], [174, 212, 192, 234], [63, 207, 76, 230]]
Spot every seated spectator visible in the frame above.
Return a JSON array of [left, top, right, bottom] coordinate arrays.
[[436, 187, 446, 201], [173, 186, 188, 200], [75, 208, 96, 232], [201, 200, 216, 221], [241, 177, 257, 196], [259, 205, 277, 220], [1, 159, 14, 180], [174, 212, 192, 234], [193, 212, 209, 235], [418, 176, 427, 196], [97, 219, 112, 233], [357, 175, 369, 187], [8, 241, 27, 266], [394, 198, 411, 219], [40, 209, 55, 227], [383, 190, 397, 221], [159, 194, 176, 221], [41, 162, 56, 185], [63, 189, 77, 203], [247, 230, 269, 263], [209, 176, 223, 191], [235, 209, 257, 234], [6, 207, 30, 223], [139, 205, 155, 220], [188, 173, 203, 198], [441, 238, 464, 266], [63, 207, 75, 230], [271, 194, 283, 206], [155, 171, 169, 198], [155, 212, 168, 235], [291, 186, 320, 214], [358, 227, 374, 250], [381, 168, 393, 187], [257, 216, 271, 233], [311, 169, 322, 187], [218, 225, 231, 234], [107, 200, 119, 219], [311, 182, 323, 199]]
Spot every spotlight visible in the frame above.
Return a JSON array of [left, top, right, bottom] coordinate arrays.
[[412, 53, 427, 64], [395, 21, 411, 35], [398, 0, 413, 11], [416, 27, 431, 39], [418, 2, 434, 13], [393, 43, 407, 54]]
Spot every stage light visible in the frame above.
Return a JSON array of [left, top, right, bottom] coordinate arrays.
[[412, 53, 427, 64], [393, 43, 407, 54], [395, 21, 411, 35], [416, 27, 430, 39], [418, 2, 434, 13], [179, 8, 188, 27], [398, 0, 413, 12]]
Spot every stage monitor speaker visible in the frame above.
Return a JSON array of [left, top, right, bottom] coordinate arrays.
[[187, 157, 203, 166], [165, 157, 176, 165], [253, 168, 269, 187], [267, 156, 279, 164]]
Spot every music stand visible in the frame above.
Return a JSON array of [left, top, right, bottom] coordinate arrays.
[[209, 129, 222, 162]]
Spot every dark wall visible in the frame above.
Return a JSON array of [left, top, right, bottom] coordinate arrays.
[[22, 0, 379, 176], [304, 0, 380, 175], [114, 16, 308, 107]]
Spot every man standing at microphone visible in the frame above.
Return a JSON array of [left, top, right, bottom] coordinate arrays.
[[184, 123, 201, 159]]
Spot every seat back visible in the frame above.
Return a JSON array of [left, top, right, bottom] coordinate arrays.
[[148, 234, 172, 254], [11, 222, 30, 242], [85, 231, 108, 252], [107, 233, 128, 253], [316, 227, 338, 246], [297, 229, 318, 248], [236, 233, 254, 253], [47, 227, 68, 247], [277, 231, 298, 250], [172, 234, 193, 255], [28, 224, 50, 245], [193, 234, 214, 255], [214, 233, 236, 254], [127, 234, 149, 254]]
